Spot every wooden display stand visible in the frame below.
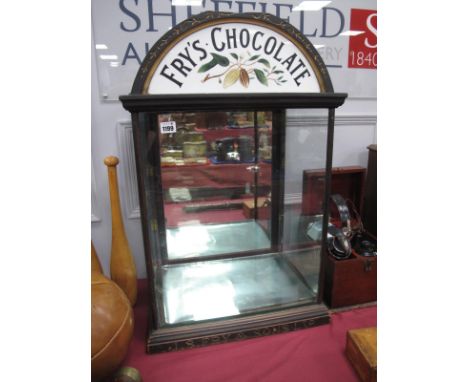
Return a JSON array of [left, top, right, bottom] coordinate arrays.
[[346, 327, 377, 382], [302, 166, 377, 308]]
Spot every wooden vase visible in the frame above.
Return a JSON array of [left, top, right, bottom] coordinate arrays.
[[104, 156, 137, 306]]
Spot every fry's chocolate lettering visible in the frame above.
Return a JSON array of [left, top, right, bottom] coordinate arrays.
[[158, 25, 314, 89]]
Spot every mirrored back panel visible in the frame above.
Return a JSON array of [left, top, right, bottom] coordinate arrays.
[[157, 111, 273, 261]]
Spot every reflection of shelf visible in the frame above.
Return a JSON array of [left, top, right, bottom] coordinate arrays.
[[161, 162, 272, 189], [208, 155, 255, 165], [166, 220, 271, 260], [165, 196, 266, 227], [161, 159, 208, 168], [227, 124, 254, 129], [226, 124, 270, 129], [195, 124, 270, 131], [195, 125, 253, 131]]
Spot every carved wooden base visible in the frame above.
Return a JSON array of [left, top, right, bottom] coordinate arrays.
[[146, 304, 330, 353]]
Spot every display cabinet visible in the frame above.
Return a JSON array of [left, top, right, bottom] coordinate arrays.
[[120, 11, 347, 353]]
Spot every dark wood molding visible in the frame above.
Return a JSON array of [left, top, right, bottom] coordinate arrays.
[[146, 303, 330, 353], [120, 93, 347, 113]]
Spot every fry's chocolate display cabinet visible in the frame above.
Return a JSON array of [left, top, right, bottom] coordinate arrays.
[[120, 11, 347, 353]]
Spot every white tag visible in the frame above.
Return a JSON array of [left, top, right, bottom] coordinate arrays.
[[160, 121, 177, 134]]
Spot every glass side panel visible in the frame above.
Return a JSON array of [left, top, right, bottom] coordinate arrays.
[[157, 111, 273, 261], [281, 109, 329, 293]]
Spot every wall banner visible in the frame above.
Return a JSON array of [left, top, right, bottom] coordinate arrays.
[[348, 9, 377, 69]]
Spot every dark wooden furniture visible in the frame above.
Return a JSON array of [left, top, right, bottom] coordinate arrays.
[[362, 144, 377, 237], [302, 166, 365, 216], [324, 252, 377, 308], [120, 11, 347, 353], [303, 166, 377, 308]]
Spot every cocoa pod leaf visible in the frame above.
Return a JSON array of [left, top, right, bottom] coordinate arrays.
[[257, 58, 270, 68], [254, 69, 268, 86], [211, 53, 230, 67], [198, 58, 218, 73], [223, 68, 240, 88], [247, 54, 260, 62], [239, 68, 250, 88]]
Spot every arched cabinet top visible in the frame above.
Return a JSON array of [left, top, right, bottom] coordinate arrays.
[[131, 12, 334, 95]]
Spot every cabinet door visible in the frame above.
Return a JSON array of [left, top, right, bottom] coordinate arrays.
[[156, 111, 277, 262]]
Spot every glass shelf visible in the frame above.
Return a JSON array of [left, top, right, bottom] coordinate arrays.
[[158, 250, 320, 326], [166, 220, 271, 260]]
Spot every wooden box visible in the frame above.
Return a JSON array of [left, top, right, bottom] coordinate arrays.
[[346, 327, 377, 382], [323, 250, 377, 308], [302, 166, 377, 308], [302, 166, 365, 216], [242, 197, 270, 220]]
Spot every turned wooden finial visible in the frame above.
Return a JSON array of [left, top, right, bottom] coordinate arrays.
[[104, 156, 120, 167]]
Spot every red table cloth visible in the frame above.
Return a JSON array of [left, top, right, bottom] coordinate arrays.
[[120, 280, 377, 382]]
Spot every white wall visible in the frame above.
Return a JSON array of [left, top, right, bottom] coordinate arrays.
[[91, 9, 376, 279], [91, 32, 147, 277]]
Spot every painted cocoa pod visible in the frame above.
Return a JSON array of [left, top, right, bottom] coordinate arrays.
[[239, 68, 250, 88]]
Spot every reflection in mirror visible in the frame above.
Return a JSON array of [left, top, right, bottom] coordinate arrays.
[[158, 111, 273, 260]]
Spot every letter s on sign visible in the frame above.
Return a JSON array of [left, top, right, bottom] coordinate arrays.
[[364, 13, 377, 49]]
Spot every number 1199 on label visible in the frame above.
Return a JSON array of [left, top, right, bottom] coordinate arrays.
[[160, 121, 177, 134]]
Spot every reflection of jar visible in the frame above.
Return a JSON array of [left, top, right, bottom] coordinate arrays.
[[185, 123, 196, 131], [183, 141, 207, 158], [184, 132, 204, 142], [259, 132, 269, 148], [259, 146, 272, 161], [257, 112, 266, 125]]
